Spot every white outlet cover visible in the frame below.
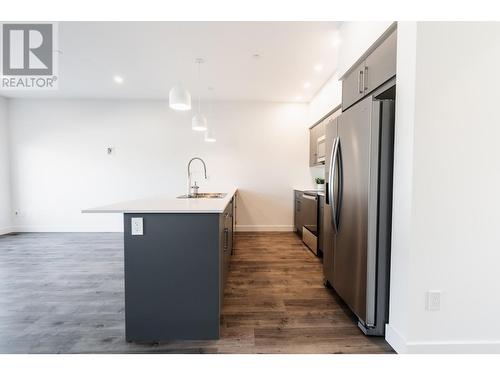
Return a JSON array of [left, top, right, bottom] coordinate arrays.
[[426, 290, 441, 311], [131, 217, 143, 236]]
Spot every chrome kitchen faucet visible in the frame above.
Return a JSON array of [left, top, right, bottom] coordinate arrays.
[[187, 157, 207, 197]]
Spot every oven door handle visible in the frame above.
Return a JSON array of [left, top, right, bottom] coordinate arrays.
[[302, 194, 317, 201]]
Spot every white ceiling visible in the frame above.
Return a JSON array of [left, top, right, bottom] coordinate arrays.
[[0, 22, 341, 102]]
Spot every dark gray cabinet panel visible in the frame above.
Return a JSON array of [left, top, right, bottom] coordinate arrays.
[[364, 30, 397, 95], [124, 213, 220, 341]]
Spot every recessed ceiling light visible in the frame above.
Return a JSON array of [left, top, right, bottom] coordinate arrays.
[[296, 95, 303, 101], [113, 75, 124, 84], [314, 64, 323, 72], [303, 82, 311, 89]]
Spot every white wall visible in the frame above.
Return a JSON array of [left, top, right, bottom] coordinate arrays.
[[337, 21, 394, 78], [0, 97, 11, 234], [387, 22, 500, 353], [308, 71, 342, 124], [7, 99, 309, 232]]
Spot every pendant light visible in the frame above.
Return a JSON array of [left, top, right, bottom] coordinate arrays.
[[204, 86, 216, 142], [204, 127, 216, 142], [192, 58, 208, 131], [169, 84, 191, 111]]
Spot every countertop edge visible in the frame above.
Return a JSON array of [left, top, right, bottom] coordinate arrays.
[[82, 188, 237, 214]]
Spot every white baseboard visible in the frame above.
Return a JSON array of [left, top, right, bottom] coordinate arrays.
[[0, 226, 14, 236], [235, 225, 294, 232], [385, 324, 500, 353], [385, 324, 408, 353]]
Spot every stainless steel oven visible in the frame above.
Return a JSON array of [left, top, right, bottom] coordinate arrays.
[[301, 191, 319, 255]]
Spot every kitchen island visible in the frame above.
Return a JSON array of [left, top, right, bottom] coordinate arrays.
[[83, 189, 236, 342]]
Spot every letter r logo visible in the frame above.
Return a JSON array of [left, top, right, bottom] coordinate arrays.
[[2, 24, 53, 75]]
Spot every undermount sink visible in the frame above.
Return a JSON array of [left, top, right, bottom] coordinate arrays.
[[177, 193, 227, 199]]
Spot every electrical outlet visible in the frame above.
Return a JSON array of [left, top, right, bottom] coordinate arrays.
[[14, 209, 25, 218], [131, 217, 143, 236], [426, 290, 441, 311]]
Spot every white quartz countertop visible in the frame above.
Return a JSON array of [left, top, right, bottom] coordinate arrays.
[[82, 188, 237, 214], [294, 188, 325, 195]]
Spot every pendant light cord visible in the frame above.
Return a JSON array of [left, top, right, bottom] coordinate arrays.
[[197, 61, 201, 114]]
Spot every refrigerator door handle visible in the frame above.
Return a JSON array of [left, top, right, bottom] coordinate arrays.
[[336, 139, 343, 230], [329, 137, 340, 232]]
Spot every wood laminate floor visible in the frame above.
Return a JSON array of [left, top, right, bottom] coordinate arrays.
[[0, 232, 393, 354]]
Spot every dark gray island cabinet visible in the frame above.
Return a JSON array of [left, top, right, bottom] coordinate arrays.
[[82, 190, 236, 342]]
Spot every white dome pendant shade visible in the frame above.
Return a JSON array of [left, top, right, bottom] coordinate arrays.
[[204, 126, 216, 142], [169, 85, 191, 111], [192, 113, 208, 131]]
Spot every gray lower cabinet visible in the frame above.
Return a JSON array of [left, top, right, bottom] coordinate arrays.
[[123, 197, 234, 342], [294, 190, 303, 234]]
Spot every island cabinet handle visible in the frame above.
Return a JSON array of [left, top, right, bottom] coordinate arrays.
[[223, 228, 229, 251]]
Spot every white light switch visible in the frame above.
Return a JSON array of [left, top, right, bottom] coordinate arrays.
[[131, 217, 143, 236]]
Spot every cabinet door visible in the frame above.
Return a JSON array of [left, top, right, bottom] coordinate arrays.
[[316, 120, 326, 164], [364, 30, 397, 94], [309, 126, 317, 167], [223, 206, 232, 286], [310, 121, 327, 166], [220, 200, 233, 294], [227, 199, 234, 256], [342, 62, 365, 110]]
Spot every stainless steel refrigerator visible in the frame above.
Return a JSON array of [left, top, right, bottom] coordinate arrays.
[[323, 91, 395, 336]]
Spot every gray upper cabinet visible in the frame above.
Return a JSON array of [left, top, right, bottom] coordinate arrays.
[[309, 119, 326, 167], [342, 63, 365, 110], [364, 30, 397, 94], [342, 29, 397, 110]]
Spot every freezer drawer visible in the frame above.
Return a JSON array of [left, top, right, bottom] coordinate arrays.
[[302, 226, 318, 255]]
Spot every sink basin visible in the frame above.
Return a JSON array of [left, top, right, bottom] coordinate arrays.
[[177, 193, 227, 199]]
